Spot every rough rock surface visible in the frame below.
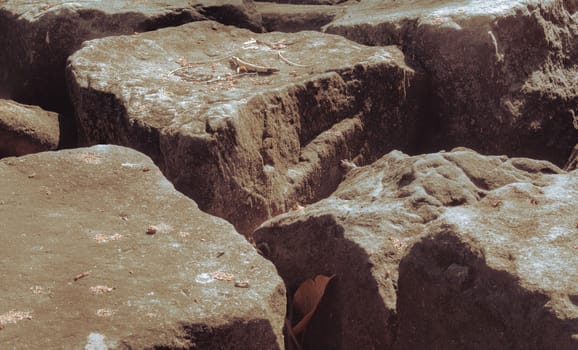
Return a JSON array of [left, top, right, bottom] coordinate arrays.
[[254, 147, 576, 349], [0, 145, 285, 349], [67, 21, 421, 234], [395, 170, 578, 350], [0, 0, 262, 145], [325, 0, 578, 166], [0, 99, 60, 157]]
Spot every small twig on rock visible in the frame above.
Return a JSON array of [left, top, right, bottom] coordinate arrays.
[[277, 51, 314, 68]]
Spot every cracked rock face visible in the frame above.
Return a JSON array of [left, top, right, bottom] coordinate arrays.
[[0, 145, 285, 349], [254, 147, 576, 349], [66, 20, 421, 234], [0, 99, 60, 157], [325, 0, 578, 166]]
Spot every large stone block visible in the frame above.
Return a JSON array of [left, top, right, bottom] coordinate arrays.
[[0, 145, 285, 349], [325, 0, 578, 166], [67, 21, 421, 234], [0, 0, 262, 145], [254, 147, 575, 349]]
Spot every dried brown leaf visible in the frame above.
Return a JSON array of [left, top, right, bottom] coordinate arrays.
[[291, 274, 335, 336]]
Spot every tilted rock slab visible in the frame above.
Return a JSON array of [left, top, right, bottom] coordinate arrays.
[[325, 0, 578, 166], [0, 145, 285, 349], [67, 21, 420, 234], [0, 99, 60, 157], [0, 0, 262, 139], [253, 147, 575, 349]]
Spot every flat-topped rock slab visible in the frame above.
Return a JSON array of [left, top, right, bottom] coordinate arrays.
[[254, 147, 576, 349], [67, 20, 420, 234], [0, 0, 262, 145], [0, 145, 285, 349], [325, 0, 578, 166], [0, 99, 60, 157]]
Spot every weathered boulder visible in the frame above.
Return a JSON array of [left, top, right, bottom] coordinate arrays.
[[257, 2, 342, 32], [253, 147, 575, 349], [0, 99, 60, 157], [0, 0, 262, 145], [325, 0, 578, 166], [0, 145, 285, 349], [395, 170, 578, 350], [67, 20, 421, 234]]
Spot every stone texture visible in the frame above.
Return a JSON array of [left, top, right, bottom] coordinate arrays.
[[253, 147, 574, 349], [395, 170, 578, 350], [0, 0, 262, 145], [0, 145, 285, 349], [325, 0, 578, 166], [66, 20, 421, 234], [0, 99, 60, 157]]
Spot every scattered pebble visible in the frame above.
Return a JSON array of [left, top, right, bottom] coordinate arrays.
[[211, 271, 234, 281], [234, 281, 250, 288], [146, 225, 158, 235], [89, 285, 114, 295]]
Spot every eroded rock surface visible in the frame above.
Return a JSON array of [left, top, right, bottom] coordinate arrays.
[[0, 145, 285, 349], [325, 0, 578, 166], [253, 147, 575, 349], [67, 21, 421, 234], [395, 170, 578, 350], [0, 0, 262, 145], [0, 99, 60, 157]]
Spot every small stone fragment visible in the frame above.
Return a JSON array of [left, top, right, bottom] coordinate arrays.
[[146, 225, 157, 235], [234, 281, 250, 288], [211, 271, 234, 281]]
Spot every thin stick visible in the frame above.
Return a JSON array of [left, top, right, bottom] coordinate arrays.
[[277, 51, 314, 68]]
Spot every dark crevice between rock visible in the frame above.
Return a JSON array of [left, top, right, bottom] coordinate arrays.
[[255, 214, 395, 350], [197, 5, 264, 33]]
